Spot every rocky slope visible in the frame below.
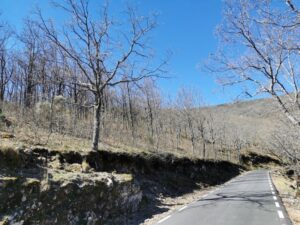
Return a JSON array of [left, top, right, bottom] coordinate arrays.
[[0, 148, 142, 225], [0, 146, 244, 225]]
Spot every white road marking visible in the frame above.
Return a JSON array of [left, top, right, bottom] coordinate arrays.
[[158, 215, 171, 224], [277, 210, 284, 219], [178, 206, 187, 212], [160, 172, 285, 225]]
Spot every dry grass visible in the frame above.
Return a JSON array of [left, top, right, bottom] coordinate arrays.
[[1, 124, 165, 158], [0, 141, 22, 167], [272, 171, 300, 225], [1, 120, 270, 165], [0, 122, 216, 160], [0, 97, 288, 163], [1, 99, 273, 162]]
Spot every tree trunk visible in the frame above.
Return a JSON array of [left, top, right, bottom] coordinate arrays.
[[188, 117, 195, 154], [202, 139, 206, 159], [0, 86, 4, 101], [92, 98, 101, 151], [0, 54, 6, 102], [237, 146, 241, 165], [147, 96, 154, 141], [24, 57, 35, 108], [213, 142, 217, 161], [127, 83, 135, 140]]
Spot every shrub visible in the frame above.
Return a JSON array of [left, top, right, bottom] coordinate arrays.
[[0, 146, 22, 167], [0, 111, 5, 121]]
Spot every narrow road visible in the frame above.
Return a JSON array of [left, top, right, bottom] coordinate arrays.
[[156, 170, 292, 225]]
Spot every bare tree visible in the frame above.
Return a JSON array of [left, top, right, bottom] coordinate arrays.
[[141, 79, 161, 146], [176, 88, 199, 155], [196, 113, 206, 158], [18, 20, 41, 108], [270, 122, 300, 183], [37, 0, 166, 151], [207, 113, 217, 160], [210, 0, 300, 127], [0, 19, 13, 103], [233, 130, 243, 164]]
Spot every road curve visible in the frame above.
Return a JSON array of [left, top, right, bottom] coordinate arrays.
[[156, 170, 292, 225]]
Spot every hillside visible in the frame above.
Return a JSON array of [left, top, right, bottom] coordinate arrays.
[[1, 0, 300, 224], [0, 97, 287, 225], [201, 97, 284, 151], [0, 97, 286, 160], [0, 142, 245, 224]]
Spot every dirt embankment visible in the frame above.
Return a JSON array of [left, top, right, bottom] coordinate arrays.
[[0, 148, 141, 225], [241, 151, 282, 168], [272, 169, 300, 225], [0, 147, 243, 225]]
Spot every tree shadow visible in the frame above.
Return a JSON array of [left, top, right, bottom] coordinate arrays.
[[192, 191, 275, 212], [85, 150, 244, 225], [0, 148, 244, 225]]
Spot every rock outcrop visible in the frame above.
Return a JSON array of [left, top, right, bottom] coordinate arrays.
[[0, 147, 243, 225], [0, 148, 142, 225]]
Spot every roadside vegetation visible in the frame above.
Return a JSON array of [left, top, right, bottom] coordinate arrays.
[[272, 170, 300, 225], [0, 0, 300, 224]]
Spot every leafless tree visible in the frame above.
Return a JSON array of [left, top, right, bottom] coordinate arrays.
[[18, 20, 41, 108], [37, 0, 166, 151], [233, 130, 243, 164], [209, 0, 300, 164], [270, 121, 300, 182], [176, 88, 199, 155], [141, 79, 161, 146], [207, 113, 217, 160], [0, 19, 13, 103]]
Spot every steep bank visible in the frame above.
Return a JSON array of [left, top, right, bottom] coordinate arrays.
[[0, 147, 243, 225], [0, 172, 140, 225]]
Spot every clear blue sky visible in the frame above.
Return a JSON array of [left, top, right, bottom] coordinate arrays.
[[0, 0, 242, 105]]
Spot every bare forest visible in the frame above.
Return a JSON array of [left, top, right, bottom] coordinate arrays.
[[0, 0, 257, 164], [1, 1, 300, 225]]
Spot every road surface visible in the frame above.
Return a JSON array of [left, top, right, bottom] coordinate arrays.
[[156, 170, 292, 225]]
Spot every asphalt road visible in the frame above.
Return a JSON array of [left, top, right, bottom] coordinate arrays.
[[156, 170, 292, 225]]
